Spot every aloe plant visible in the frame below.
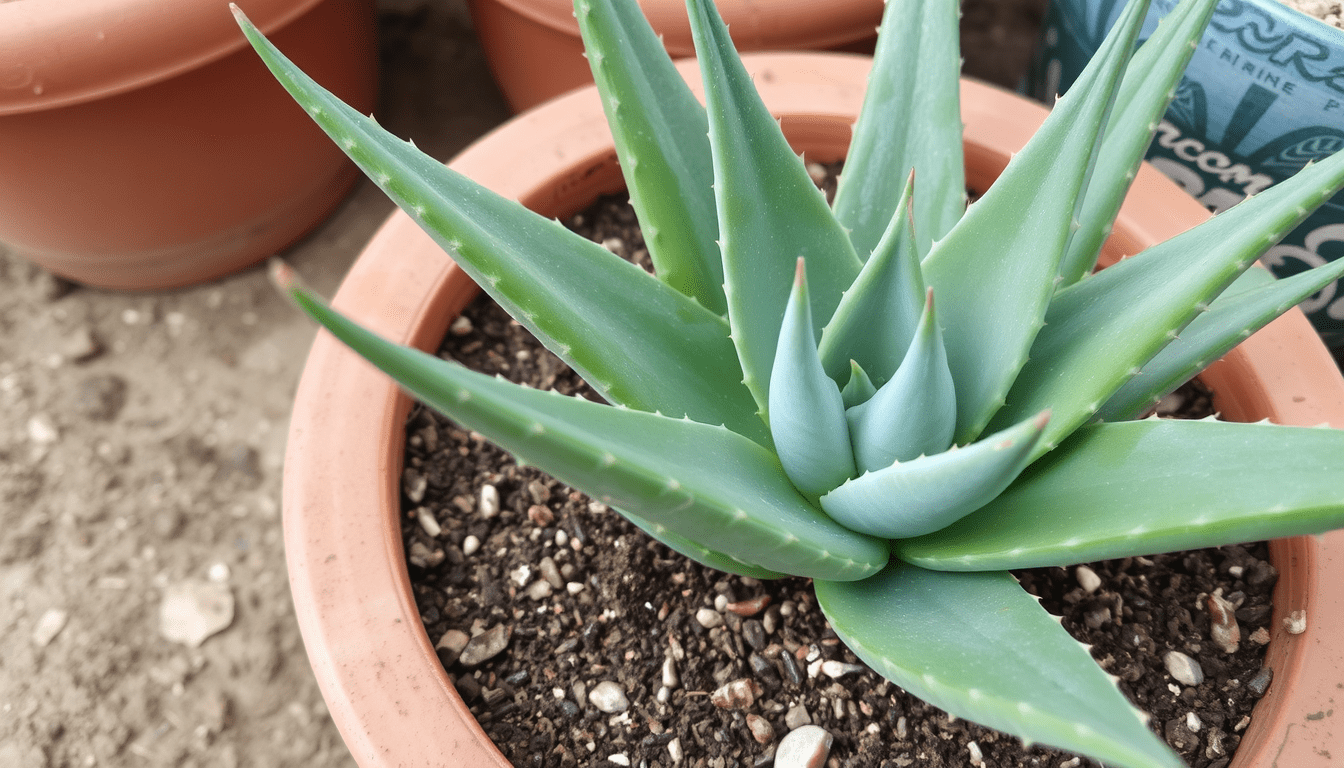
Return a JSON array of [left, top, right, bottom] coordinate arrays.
[[236, 0, 1344, 764]]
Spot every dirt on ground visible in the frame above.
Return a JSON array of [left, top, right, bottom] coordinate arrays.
[[0, 1, 1045, 766]]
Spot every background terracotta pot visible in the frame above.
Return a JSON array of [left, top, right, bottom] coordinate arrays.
[[466, 0, 883, 112], [0, 0, 378, 290], [282, 52, 1344, 767]]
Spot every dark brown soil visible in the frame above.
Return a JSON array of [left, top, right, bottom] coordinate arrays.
[[397, 192, 1278, 768]]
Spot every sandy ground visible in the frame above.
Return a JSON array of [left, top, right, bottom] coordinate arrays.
[[0, 1, 1044, 766]]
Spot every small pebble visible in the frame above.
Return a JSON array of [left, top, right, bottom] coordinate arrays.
[[820, 660, 866, 679], [1247, 666, 1274, 696], [436, 629, 470, 654], [159, 579, 234, 648], [1207, 592, 1241, 653], [588, 681, 630, 713], [479, 485, 500, 519], [1284, 609, 1307, 634], [1164, 650, 1204, 686], [746, 714, 775, 744], [528, 505, 554, 527], [725, 595, 770, 616], [784, 704, 812, 729], [1075, 565, 1101, 593], [1249, 626, 1271, 645], [668, 738, 683, 764], [207, 562, 230, 583], [458, 625, 511, 666], [539, 557, 563, 589], [27, 414, 58, 444], [462, 535, 480, 556], [416, 507, 442, 538], [607, 754, 630, 766], [526, 581, 553, 600], [662, 656, 679, 688], [710, 679, 761, 710], [1186, 712, 1202, 733], [449, 316, 473, 335], [775, 724, 832, 768], [566, 582, 584, 595], [968, 741, 984, 766], [32, 608, 68, 647], [695, 607, 724, 629]]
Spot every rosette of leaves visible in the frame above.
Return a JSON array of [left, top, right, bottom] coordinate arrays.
[[236, 0, 1344, 763]]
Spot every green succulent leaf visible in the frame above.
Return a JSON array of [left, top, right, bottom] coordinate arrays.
[[845, 289, 956, 473], [818, 173, 926, 386], [1058, 0, 1218, 285], [685, 0, 864, 420], [617, 508, 787, 580], [920, 0, 1152, 444], [1098, 260, 1344, 422], [236, 10, 767, 444], [898, 418, 1344, 571], [831, 0, 964, 259], [769, 260, 857, 497], [991, 147, 1344, 455], [576, 0, 725, 315], [277, 270, 888, 581], [814, 563, 1182, 768], [840, 360, 878, 409], [819, 411, 1048, 539]]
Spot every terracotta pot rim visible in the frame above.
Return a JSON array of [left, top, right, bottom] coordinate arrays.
[[480, 0, 883, 55], [283, 51, 1344, 767], [0, 0, 326, 114]]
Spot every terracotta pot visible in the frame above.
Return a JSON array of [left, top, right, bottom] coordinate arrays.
[[0, 0, 378, 290], [466, 0, 883, 112], [282, 52, 1344, 767]]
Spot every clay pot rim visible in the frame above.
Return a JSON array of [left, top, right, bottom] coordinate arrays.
[[282, 51, 1344, 767], [0, 0, 326, 114], [478, 0, 882, 55]]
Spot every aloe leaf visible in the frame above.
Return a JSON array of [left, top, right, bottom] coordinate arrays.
[[831, 0, 964, 259], [576, 0, 725, 315], [769, 260, 857, 497], [845, 290, 956, 473], [276, 269, 889, 581], [1059, 0, 1218, 285], [814, 563, 1182, 768], [1098, 259, 1344, 422], [990, 148, 1344, 455], [818, 173, 925, 386], [840, 361, 877, 409], [685, 0, 864, 419], [617, 508, 786, 580], [897, 418, 1344, 571], [819, 411, 1048, 539], [235, 11, 766, 445], [921, 0, 1152, 445]]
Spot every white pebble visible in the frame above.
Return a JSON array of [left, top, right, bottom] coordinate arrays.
[[32, 608, 68, 647], [1075, 565, 1101, 593], [1284, 609, 1307, 634], [416, 507, 442, 537], [662, 656, 679, 688], [667, 737, 683, 764], [607, 754, 630, 766], [775, 724, 833, 768], [695, 607, 723, 628], [526, 581, 553, 600], [26, 414, 58, 444], [821, 660, 866, 679], [588, 681, 630, 713], [968, 741, 984, 766], [1186, 712, 1202, 732], [462, 535, 480, 556], [555, 529, 569, 548], [1164, 650, 1204, 686], [509, 564, 531, 587], [566, 582, 584, 595], [207, 562, 231, 583], [479, 485, 500, 518]]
